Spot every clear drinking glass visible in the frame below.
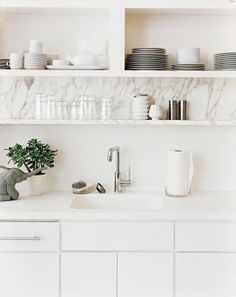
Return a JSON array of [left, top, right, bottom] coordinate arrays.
[[34, 93, 47, 119], [100, 97, 112, 120], [79, 96, 97, 120], [55, 101, 69, 120], [70, 101, 80, 120], [46, 95, 56, 120]]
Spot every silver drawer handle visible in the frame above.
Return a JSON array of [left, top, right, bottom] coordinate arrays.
[[0, 236, 41, 241]]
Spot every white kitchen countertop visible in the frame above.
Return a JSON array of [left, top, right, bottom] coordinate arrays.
[[0, 190, 235, 221]]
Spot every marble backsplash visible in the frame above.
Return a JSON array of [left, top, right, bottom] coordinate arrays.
[[0, 76, 235, 120]]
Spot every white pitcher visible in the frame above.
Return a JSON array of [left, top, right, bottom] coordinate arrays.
[[165, 150, 194, 197]]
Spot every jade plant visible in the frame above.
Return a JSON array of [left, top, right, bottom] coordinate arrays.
[[6, 138, 58, 174]]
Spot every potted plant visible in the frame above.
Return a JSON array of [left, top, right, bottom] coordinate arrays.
[[6, 138, 58, 195]]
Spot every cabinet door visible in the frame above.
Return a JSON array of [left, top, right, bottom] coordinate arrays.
[[118, 253, 173, 297], [176, 253, 236, 297], [61, 252, 116, 297], [0, 253, 59, 297]]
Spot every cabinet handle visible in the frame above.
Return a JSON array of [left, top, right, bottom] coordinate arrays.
[[0, 236, 41, 241]]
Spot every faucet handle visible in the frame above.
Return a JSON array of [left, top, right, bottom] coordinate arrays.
[[128, 165, 131, 182]]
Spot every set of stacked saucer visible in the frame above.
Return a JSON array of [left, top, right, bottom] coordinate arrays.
[[24, 40, 47, 70], [0, 59, 10, 69], [131, 93, 149, 120], [172, 48, 205, 71], [126, 48, 168, 70], [214, 52, 236, 70]]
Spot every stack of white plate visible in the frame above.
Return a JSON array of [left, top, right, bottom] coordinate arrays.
[[126, 48, 168, 71], [24, 53, 47, 70], [131, 94, 149, 120], [214, 52, 236, 70], [172, 64, 205, 71]]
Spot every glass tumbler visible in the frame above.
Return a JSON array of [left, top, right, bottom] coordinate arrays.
[[55, 101, 69, 120], [34, 93, 47, 119], [100, 97, 112, 120], [79, 96, 97, 120], [70, 101, 80, 120], [46, 95, 56, 120]]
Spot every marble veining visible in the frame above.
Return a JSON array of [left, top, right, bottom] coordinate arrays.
[[0, 76, 235, 121]]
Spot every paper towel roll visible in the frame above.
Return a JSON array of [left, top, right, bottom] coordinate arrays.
[[166, 150, 193, 197]]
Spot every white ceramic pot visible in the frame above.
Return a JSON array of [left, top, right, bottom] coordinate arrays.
[[28, 174, 46, 196]]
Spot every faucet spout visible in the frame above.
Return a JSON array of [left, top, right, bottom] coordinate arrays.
[[107, 146, 131, 193], [107, 146, 120, 162]]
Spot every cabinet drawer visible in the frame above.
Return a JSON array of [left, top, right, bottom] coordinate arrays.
[[62, 222, 173, 251], [0, 222, 59, 252], [176, 222, 236, 251]]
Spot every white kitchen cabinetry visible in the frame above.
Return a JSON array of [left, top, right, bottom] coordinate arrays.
[[0, 222, 60, 297], [176, 222, 236, 297], [62, 222, 173, 251], [176, 253, 236, 297], [176, 222, 236, 251], [61, 252, 116, 297], [118, 252, 173, 297], [0, 253, 59, 297]]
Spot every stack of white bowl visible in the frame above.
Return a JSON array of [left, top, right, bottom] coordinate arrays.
[[24, 40, 47, 70], [172, 48, 205, 71], [131, 93, 149, 120]]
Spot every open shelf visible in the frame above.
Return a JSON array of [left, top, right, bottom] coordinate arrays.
[[1, 70, 236, 78], [120, 70, 236, 78], [0, 69, 113, 77], [125, 8, 236, 72], [0, 119, 235, 126]]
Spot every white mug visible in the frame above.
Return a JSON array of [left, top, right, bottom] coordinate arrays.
[[9, 53, 23, 69], [29, 40, 43, 54]]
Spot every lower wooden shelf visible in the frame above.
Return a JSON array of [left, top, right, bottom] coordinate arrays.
[[0, 119, 234, 126]]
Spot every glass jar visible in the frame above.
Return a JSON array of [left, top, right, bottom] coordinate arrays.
[[46, 95, 56, 120], [55, 101, 69, 120], [100, 97, 112, 120], [34, 93, 47, 119], [79, 96, 97, 120], [70, 101, 80, 120]]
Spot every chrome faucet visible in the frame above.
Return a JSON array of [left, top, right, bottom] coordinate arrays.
[[107, 146, 131, 193]]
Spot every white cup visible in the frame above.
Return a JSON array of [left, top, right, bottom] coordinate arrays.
[[149, 104, 165, 120], [52, 59, 69, 66], [9, 53, 23, 69], [177, 48, 200, 64], [29, 40, 43, 54]]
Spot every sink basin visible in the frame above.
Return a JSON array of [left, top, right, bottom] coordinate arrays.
[[71, 194, 163, 211]]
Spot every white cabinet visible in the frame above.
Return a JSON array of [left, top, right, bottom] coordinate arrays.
[[0, 222, 59, 251], [62, 222, 173, 251], [0, 222, 60, 297], [0, 253, 59, 297], [176, 222, 236, 251], [118, 253, 173, 297], [176, 253, 236, 297], [61, 252, 116, 297]]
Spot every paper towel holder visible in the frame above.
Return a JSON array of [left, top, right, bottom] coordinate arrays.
[[165, 150, 194, 198]]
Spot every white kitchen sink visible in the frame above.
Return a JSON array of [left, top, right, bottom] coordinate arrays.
[[71, 194, 163, 211]]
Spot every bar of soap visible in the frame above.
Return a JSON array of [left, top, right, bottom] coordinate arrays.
[[72, 183, 96, 194], [72, 181, 87, 189]]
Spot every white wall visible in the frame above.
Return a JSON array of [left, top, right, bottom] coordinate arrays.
[[0, 125, 235, 193]]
